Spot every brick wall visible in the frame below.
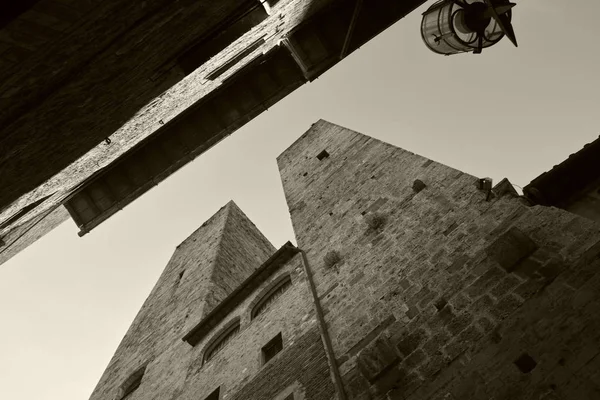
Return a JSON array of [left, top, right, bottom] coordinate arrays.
[[564, 179, 600, 223], [183, 253, 333, 400], [87, 201, 275, 400], [87, 201, 335, 400], [203, 202, 276, 315], [278, 120, 600, 399]]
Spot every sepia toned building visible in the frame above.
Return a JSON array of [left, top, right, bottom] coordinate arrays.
[[88, 120, 600, 400], [0, 0, 426, 265]]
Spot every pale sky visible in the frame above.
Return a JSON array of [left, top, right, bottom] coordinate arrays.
[[1, 1, 599, 399]]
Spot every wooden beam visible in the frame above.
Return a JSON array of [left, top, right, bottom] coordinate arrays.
[[340, 0, 363, 59], [281, 38, 311, 81]]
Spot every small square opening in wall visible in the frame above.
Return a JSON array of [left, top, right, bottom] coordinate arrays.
[[118, 366, 145, 400], [316, 150, 330, 160], [514, 353, 537, 373], [262, 333, 283, 365], [204, 387, 220, 400]]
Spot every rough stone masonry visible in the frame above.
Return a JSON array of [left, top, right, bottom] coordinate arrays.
[[89, 120, 600, 400]]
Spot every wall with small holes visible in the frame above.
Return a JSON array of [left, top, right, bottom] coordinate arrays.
[[278, 119, 600, 400], [181, 252, 334, 400], [86, 199, 334, 400]]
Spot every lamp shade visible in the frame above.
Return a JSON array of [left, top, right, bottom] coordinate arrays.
[[421, 0, 509, 55]]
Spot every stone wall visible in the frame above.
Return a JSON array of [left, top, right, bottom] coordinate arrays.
[[564, 178, 600, 223], [87, 201, 275, 400], [87, 201, 334, 400], [182, 253, 333, 400], [203, 201, 276, 315], [278, 120, 600, 400]]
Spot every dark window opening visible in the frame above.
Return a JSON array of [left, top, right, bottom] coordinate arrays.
[[251, 275, 292, 319], [175, 270, 185, 286], [283, 394, 294, 400], [262, 333, 283, 365], [177, 3, 269, 75], [119, 366, 145, 400], [204, 320, 241, 363], [205, 387, 220, 400], [514, 353, 537, 373], [316, 150, 330, 160]]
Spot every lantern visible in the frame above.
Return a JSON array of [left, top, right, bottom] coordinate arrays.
[[421, 0, 518, 55]]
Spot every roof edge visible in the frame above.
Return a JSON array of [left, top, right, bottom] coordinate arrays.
[[182, 241, 299, 346]]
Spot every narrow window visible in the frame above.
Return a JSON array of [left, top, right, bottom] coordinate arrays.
[[118, 366, 145, 400], [262, 333, 283, 365], [283, 395, 294, 400], [204, 319, 241, 364], [251, 275, 292, 319], [204, 387, 220, 400], [316, 150, 329, 160]]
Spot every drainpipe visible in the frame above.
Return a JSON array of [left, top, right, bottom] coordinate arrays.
[[299, 249, 347, 400]]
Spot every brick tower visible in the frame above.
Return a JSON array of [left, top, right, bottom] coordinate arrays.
[[88, 200, 335, 400], [88, 120, 600, 400], [277, 120, 600, 399], [87, 201, 277, 400]]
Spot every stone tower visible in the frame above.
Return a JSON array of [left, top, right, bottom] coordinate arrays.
[[87, 201, 276, 400], [277, 120, 600, 399], [88, 120, 600, 400]]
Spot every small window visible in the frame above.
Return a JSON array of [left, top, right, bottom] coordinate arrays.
[[316, 150, 329, 160], [262, 333, 283, 365], [251, 275, 292, 319], [204, 387, 220, 400], [118, 366, 145, 400], [204, 319, 241, 364], [283, 395, 294, 400]]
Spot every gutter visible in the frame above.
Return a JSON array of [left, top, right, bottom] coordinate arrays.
[[299, 249, 347, 400]]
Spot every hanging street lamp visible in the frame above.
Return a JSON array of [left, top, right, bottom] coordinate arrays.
[[421, 0, 518, 55]]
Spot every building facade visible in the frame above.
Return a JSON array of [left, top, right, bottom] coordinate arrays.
[[0, 0, 426, 266], [89, 120, 600, 400]]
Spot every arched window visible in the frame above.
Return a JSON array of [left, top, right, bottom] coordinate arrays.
[[251, 274, 292, 320], [118, 365, 146, 400], [203, 318, 241, 364]]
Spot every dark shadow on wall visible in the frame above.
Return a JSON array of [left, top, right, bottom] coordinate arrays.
[[0, 0, 330, 212]]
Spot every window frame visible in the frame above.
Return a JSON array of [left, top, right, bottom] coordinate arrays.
[[203, 317, 241, 365], [261, 332, 283, 365], [250, 274, 292, 320]]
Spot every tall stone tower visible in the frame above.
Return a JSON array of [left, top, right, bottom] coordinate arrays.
[[87, 201, 276, 400], [88, 120, 600, 400], [278, 120, 600, 399]]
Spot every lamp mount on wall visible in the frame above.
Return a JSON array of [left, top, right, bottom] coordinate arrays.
[[421, 0, 518, 55]]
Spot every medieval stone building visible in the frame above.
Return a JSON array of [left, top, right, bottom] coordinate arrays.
[[0, 0, 426, 266], [88, 120, 600, 400]]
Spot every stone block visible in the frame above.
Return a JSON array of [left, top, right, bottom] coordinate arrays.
[[396, 329, 427, 357], [485, 227, 538, 272], [357, 334, 400, 383]]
